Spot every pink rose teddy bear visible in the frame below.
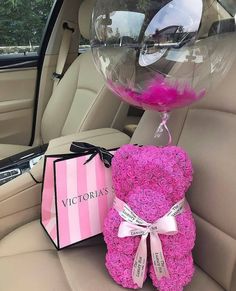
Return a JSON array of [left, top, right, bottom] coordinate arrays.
[[103, 144, 196, 291]]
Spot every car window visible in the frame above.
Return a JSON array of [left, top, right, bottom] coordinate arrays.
[[79, 35, 90, 53], [0, 0, 55, 57], [218, 0, 236, 15]]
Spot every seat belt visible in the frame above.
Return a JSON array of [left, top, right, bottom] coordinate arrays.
[[52, 21, 75, 91]]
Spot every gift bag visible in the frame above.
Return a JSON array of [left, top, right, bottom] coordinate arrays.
[[41, 142, 116, 249]]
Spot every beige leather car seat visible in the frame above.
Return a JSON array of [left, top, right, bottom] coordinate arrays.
[[0, 18, 236, 291], [0, 0, 127, 160]]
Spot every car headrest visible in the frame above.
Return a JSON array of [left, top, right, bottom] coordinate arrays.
[[209, 18, 236, 36], [78, 0, 95, 40]]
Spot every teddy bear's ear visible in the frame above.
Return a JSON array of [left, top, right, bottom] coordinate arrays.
[[173, 147, 193, 190], [112, 144, 135, 170], [163, 146, 193, 193], [111, 144, 140, 201]]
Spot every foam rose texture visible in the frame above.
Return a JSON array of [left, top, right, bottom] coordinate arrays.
[[103, 145, 196, 290]]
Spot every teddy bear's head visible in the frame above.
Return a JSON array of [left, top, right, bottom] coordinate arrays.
[[112, 145, 193, 205]]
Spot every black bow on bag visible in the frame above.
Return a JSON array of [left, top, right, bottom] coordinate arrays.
[[70, 142, 114, 168]]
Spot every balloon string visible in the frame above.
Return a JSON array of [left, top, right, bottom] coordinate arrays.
[[154, 112, 172, 145]]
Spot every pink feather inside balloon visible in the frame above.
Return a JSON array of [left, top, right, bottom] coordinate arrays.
[[108, 76, 205, 112]]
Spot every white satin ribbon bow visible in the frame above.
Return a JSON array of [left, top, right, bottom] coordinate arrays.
[[114, 197, 187, 288]]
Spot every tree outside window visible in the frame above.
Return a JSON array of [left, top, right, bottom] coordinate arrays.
[[0, 0, 54, 55]]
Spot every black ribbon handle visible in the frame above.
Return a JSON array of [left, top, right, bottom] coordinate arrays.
[[70, 142, 114, 168]]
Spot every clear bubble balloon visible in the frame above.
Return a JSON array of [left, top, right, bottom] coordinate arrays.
[[90, 0, 235, 141]]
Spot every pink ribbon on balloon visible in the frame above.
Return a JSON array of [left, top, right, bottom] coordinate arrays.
[[154, 112, 172, 145], [113, 197, 187, 288]]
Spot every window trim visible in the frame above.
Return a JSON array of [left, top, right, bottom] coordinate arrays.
[[0, 0, 64, 145], [29, 0, 64, 145], [0, 0, 64, 147], [217, 0, 234, 16], [0, 55, 38, 69], [0, 1, 58, 68]]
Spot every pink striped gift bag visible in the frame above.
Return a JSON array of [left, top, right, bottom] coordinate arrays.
[[41, 142, 116, 249]]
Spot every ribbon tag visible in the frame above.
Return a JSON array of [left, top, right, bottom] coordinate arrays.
[[150, 232, 170, 279], [114, 197, 187, 288], [132, 233, 148, 286], [165, 198, 187, 217]]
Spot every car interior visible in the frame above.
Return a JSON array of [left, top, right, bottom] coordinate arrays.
[[0, 0, 236, 290]]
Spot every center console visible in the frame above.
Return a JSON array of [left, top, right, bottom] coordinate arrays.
[[0, 144, 48, 186]]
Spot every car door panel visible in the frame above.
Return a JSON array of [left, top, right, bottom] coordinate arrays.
[[0, 68, 37, 144], [0, 0, 59, 147]]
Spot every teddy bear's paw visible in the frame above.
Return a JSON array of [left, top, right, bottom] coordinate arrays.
[[160, 211, 196, 258], [149, 253, 194, 291], [103, 209, 140, 254], [105, 235, 140, 255], [105, 251, 145, 289], [103, 209, 121, 238]]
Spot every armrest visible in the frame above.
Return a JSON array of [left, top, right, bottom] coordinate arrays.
[[47, 128, 129, 153], [31, 128, 130, 182]]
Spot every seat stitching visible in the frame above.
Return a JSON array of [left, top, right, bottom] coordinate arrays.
[[1, 185, 39, 204], [191, 209, 236, 240], [191, 106, 236, 116], [57, 252, 74, 291], [0, 242, 226, 290], [229, 263, 236, 291], [0, 249, 57, 258], [76, 86, 97, 94], [75, 85, 107, 132], [57, 131, 127, 148], [177, 107, 236, 146], [0, 250, 74, 290], [193, 212, 235, 290], [62, 86, 103, 135], [176, 107, 189, 145], [42, 58, 81, 143], [0, 178, 36, 202], [193, 263, 225, 290]]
